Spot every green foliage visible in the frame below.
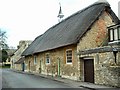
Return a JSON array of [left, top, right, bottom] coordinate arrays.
[[2, 49, 8, 62], [0, 65, 10, 68], [0, 29, 9, 49]]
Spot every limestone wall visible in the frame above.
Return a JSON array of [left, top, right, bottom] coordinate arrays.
[[95, 52, 120, 87], [77, 11, 120, 87], [79, 51, 120, 87], [77, 11, 115, 51], [10, 40, 32, 69], [24, 45, 79, 80], [14, 64, 22, 71]]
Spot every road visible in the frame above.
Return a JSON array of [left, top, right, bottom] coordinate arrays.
[[2, 69, 117, 90], [2, 68, 75, 88]]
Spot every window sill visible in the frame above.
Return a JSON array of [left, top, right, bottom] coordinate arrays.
[[46, 63, 50, 65], [66, 63, 72, 65], [108, 40, 120, 45]]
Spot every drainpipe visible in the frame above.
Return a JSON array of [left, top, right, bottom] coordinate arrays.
[[57, 57, 61, 77], [112, 48, 118, 64]]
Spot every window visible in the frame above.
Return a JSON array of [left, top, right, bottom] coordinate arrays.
[[110, 29, 113, 41], [46, 54, 50, 64], [118, 27, 120, 39], [109, 26, 120, 42], [34, 56, 37, 65], [66, 49, 72, 64], [114, 29, 118, 40]]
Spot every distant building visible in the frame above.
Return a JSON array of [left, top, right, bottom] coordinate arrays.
[[10, 40, 32, 71]]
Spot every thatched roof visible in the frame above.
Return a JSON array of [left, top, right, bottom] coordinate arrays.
[[14, 57, 25, 64], [22, 2, 120, 56]]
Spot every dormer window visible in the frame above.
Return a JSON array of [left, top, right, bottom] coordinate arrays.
[[108, 24, 120, 44]]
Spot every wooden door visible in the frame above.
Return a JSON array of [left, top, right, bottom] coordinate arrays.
[[22, 63, 25, 71], [84, 59, 94, 83], [29, 61, 31, 72], [39, 60, 42, 73]]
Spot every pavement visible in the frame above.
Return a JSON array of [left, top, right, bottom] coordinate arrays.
[[11, 69, 119, 89]]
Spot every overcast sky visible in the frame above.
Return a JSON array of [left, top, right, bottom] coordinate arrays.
[[0, 0, 119, 48]]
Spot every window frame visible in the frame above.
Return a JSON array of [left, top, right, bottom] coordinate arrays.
[[34, 56, 37, 65], [108, 27, 120, 42], [113, 28, 118, 40], [46, 54, 50, 64], [66, 49, 73, 64], [109, 29, 114, 41], [118, 26, 120, 40]]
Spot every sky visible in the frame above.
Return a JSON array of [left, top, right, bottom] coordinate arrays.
[[0, 0, 120, 48]]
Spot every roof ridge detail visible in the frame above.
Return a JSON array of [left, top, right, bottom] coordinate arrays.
[[22, 2, 119, 56], [46, 2, 110, 32]]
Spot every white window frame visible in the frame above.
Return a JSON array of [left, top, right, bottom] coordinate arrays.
[[109, 27, 120, 42], [46, 54, 50, 64], [66, 49, 73, 64], [114, 28, 118, 40], [118, 27, 120, 39], [110, 29, 113, 41], [34, 56, 37, 65]]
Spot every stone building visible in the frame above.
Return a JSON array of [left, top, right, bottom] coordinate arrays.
[[10, 40, 32, 71], [22, 2, 120, 87]]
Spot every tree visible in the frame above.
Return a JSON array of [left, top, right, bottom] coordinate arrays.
[[2, 49, 8, 62], [0, 29, 9, 50], [0, 29, 9, 64]]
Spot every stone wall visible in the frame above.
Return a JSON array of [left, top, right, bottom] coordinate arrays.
[[95, 52, 120, 87], [11, 40, 32, 69], [77, 11, 120, 87], [77, 11, 115, 51], [24, 45, 79, 80], [79, 51, 120, 87], [24, 56, 34, 72], [14, 64, 22, 71]]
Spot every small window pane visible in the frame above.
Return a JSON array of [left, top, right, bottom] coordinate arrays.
[[118, 27, 120, 39], [67, 59, 72, 63], [110, 30, 113, 41], [114, 29, 118, 40], [67, 57, 72, 60], [34, 56, 37, 65], [46, 59, 50, 63], [66, 50, 72, 64], [46, 54, 50, 64]]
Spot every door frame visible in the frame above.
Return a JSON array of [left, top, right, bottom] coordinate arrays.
[[80, 57, 94, 83], [83, 57, 94, 83]]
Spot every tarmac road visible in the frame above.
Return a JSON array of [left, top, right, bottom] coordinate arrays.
[[2, 69, 87, 90], [2, 68, 74, 88], [1, 69, 118, 90]]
